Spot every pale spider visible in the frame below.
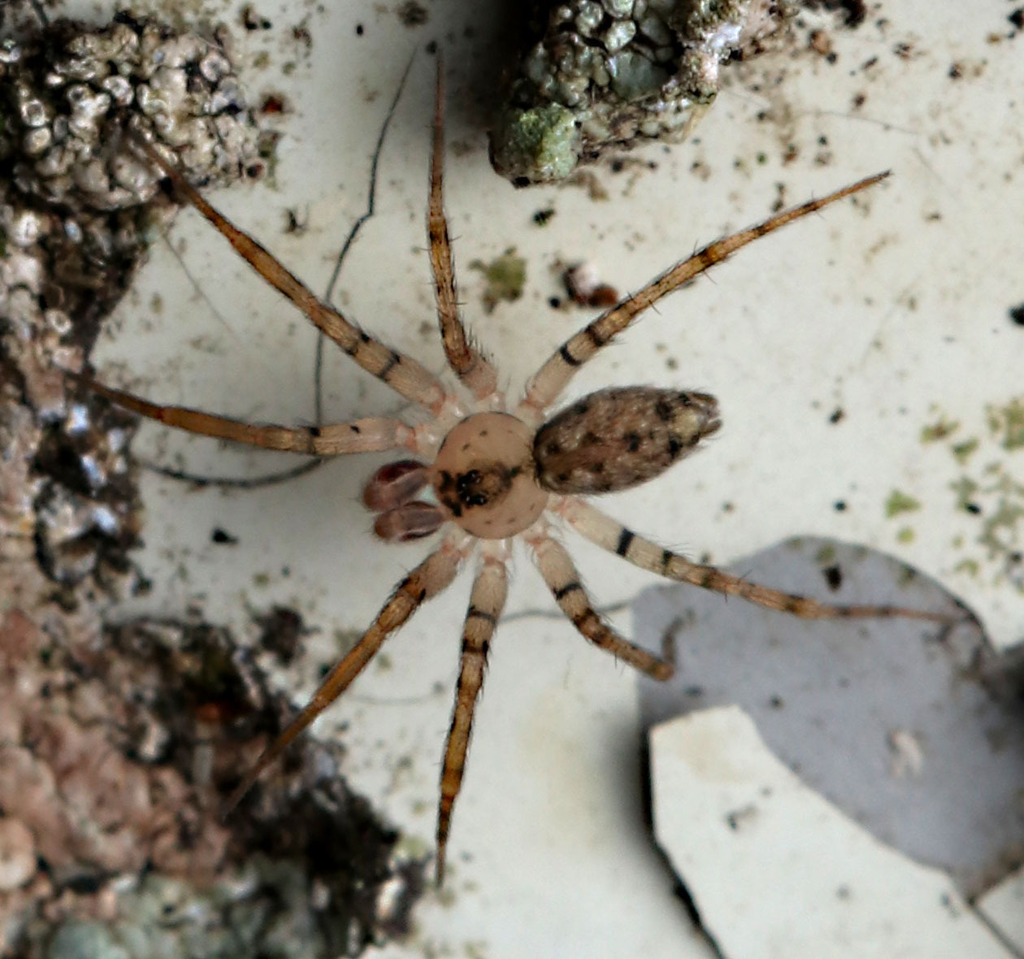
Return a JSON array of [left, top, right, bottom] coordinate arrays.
[[73, 64, 946, 881]]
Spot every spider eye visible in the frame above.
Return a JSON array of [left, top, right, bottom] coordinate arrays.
[[456, 470, 489, 507]]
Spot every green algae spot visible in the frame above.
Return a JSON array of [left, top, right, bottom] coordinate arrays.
[[920, 416, 959, 443], [470, 247, 527, 313], [986, 397, 1024, 450], [978, 493, 1024, 564], [885, 489, 921, 518], [951, 438, 979, 464], [954, 558, 980, 577], [950, 476, 980, 512]]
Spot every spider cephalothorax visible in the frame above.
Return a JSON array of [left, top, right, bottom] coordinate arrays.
[[72, 60, 949, 882]]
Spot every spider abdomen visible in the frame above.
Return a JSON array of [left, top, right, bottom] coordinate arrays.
[[534, 387, 721, 495]]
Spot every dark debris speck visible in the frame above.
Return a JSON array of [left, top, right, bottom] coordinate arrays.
[[822, 564, 843, 590], [255, 605, 307, 665]]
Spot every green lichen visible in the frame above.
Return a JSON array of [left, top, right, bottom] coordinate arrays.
[[44, 865, 354, 959], [469, 247, 527, 313], [950, 476, 979, 511], [490, 103, 581, 184], [978, 493, 1024, 563], [954, 558, 980, 577], [680, 0, 749, 34], [951, 438, 979, 464], [949, 466, 1024, 593], [607, 51, 672, 101], [986, 397, 1024, 450], [885, 489, 921, 518], [896, 527, 915, 544], [920, 416, 959, 443]]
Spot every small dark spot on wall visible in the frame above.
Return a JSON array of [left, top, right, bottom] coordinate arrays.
[[241, 5, 272, 30], [397, 0, 428, 27], [260, 93, 289, 115], [817, 0, 866, 27], [256, 606, 307, 666]]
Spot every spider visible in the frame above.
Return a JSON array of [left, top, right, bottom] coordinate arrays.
[[71, 61, 948, 882]]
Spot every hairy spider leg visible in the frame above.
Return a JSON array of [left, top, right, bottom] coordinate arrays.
[[225, 531, 471, 812], [67, 373, 416, 455], [526, 524, 677, 677], [518, 172, 891, 420], [134, 138, 449, 413], [555, 498, 957, 623], [428, 56, 498, 400], [436, 542, 509, 881]]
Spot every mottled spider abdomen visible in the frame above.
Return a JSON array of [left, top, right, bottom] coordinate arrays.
[[534, 387, 721, 495]]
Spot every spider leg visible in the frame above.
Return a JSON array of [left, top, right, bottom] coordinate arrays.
[[436, 543, 509, 883], [134, 139, 447, 413], [519, 172, 890, 417], [557, 497, 955, 622], [225, 531, 470, 812], [428, 57, 498, 400], [526, 526, 675, 679], [71, 372, 414, 455]]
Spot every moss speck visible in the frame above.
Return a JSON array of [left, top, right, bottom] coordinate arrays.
[[469, 248, 527, 313], [986, 397, 1024, 450], [955, 558, 980, 577], [951, 438, 979, 464], [920, 416, 959, 442], [885, 489, 921, 517]]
